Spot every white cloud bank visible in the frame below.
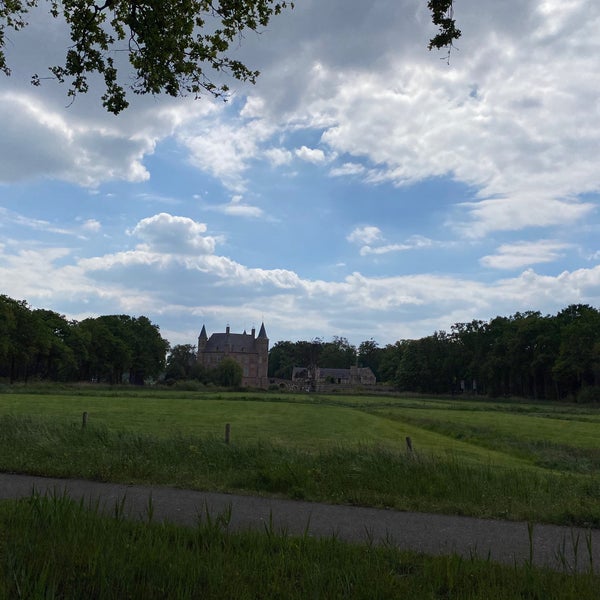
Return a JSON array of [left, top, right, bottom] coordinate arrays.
[[480, 241, 571, 270], [1, 213, 599, 346]]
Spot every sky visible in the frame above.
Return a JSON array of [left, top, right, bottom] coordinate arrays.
[[1, 0, 599, 350]]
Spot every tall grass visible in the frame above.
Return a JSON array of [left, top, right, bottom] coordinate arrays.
[[1, 415, 599, 526], [1, 493, 598, 599]]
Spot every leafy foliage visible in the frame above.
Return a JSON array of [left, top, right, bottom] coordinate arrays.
[[427, 0, 461, 52], [268, 337, 357, 379], [4, 0, 292, 113], [0, 295, 169, 384]]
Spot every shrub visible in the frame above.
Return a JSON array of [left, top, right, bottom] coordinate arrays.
[[576, 386, 600, 403]]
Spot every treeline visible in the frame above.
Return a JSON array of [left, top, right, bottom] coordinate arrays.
[[269, 305, 600, 401], [3, 293, 599, 400], [269, 336, 359, 378], [0, 295, 169, 384]]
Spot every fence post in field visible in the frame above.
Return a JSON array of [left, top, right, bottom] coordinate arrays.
[[82, 411, 88, 428], [225, 423, 231, 444], [406, 436, 413, 453]]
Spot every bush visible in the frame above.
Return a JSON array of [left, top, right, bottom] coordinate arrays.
[[576, 385, 600, 403], [172, 380, 205, 392]]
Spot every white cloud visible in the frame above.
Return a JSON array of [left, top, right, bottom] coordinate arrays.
[[128, 213, 217, 255], [1, 225, 599, 346], [480, 240, 571, 270], [0, 93, 154, 186], [295, 145, 327, 164], [235, 0, 600, 236], [205, 195, 265, 219], [348, 227, 435, 256], [81, 219, 102, 233], [360, 236, 434, 256], [222, 203, 264, 218], [0, 207, 99, 237], [264, 147, 293, 166], [177, 112, 276, 192], [455, 195, 595, 238], [347, 226, 383, 245], [329, 162, 366, 177]]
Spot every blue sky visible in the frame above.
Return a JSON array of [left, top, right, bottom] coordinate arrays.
[[1, 0, 599, 349]]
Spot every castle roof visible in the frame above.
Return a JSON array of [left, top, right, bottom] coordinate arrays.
[[257, 322, 268, 339], [204, 332, 257, 353]]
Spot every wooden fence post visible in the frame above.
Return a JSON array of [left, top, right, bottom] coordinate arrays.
[[225, 423, 231, 444]]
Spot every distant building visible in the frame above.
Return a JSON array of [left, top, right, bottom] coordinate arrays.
[[197, 323, 269, 388], [292, 365, 376, 391]]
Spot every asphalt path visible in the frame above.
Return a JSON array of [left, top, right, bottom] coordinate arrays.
[[1, 472, 598, 573]]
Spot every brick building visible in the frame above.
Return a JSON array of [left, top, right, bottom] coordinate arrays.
[[197, 323, 269, 388]]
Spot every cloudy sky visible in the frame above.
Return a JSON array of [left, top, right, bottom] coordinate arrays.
[[1, 0, 599, 349]]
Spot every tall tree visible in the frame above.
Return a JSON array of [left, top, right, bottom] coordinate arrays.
[[125, 315, 169, 384], [32, 309, 79, 381], [0, 296, 46, 382], [553, 304, 600, 398], [268, 340, 296, 379], [319, 336, 356, 369], [377, 341, 406, 384], [357, 339, 382, 378], [165, 344, 197, 381]]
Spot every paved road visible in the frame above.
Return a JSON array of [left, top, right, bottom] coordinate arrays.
[[1, 472, 598, 572]]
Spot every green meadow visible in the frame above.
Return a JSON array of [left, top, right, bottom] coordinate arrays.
[[1, 388, 599, 525], [0, 391, 540, 467], [2, 387, 600, 597]]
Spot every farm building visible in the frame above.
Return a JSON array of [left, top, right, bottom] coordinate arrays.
[[197, 323, 269, 388], [292, 365, 376, 391]]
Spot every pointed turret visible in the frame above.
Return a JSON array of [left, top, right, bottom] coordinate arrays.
[[255, 322, 269, 387], [257, 322, 268, 339], [198, 325, 208, 355]]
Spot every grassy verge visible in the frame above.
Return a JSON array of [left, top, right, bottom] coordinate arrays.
[[1, 493, 598, 599], [1, 415, 599, 526]]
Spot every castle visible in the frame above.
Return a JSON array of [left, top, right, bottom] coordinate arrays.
[[197, 323, 269, 388]]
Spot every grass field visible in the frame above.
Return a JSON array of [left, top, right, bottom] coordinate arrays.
[[0, 391, 539, 467], [1, 386, 600, 597], [1, 387, 599, 525]]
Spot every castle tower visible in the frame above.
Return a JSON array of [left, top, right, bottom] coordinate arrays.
[[255, 322, 269, 387], [198, 324, 208, 353]]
